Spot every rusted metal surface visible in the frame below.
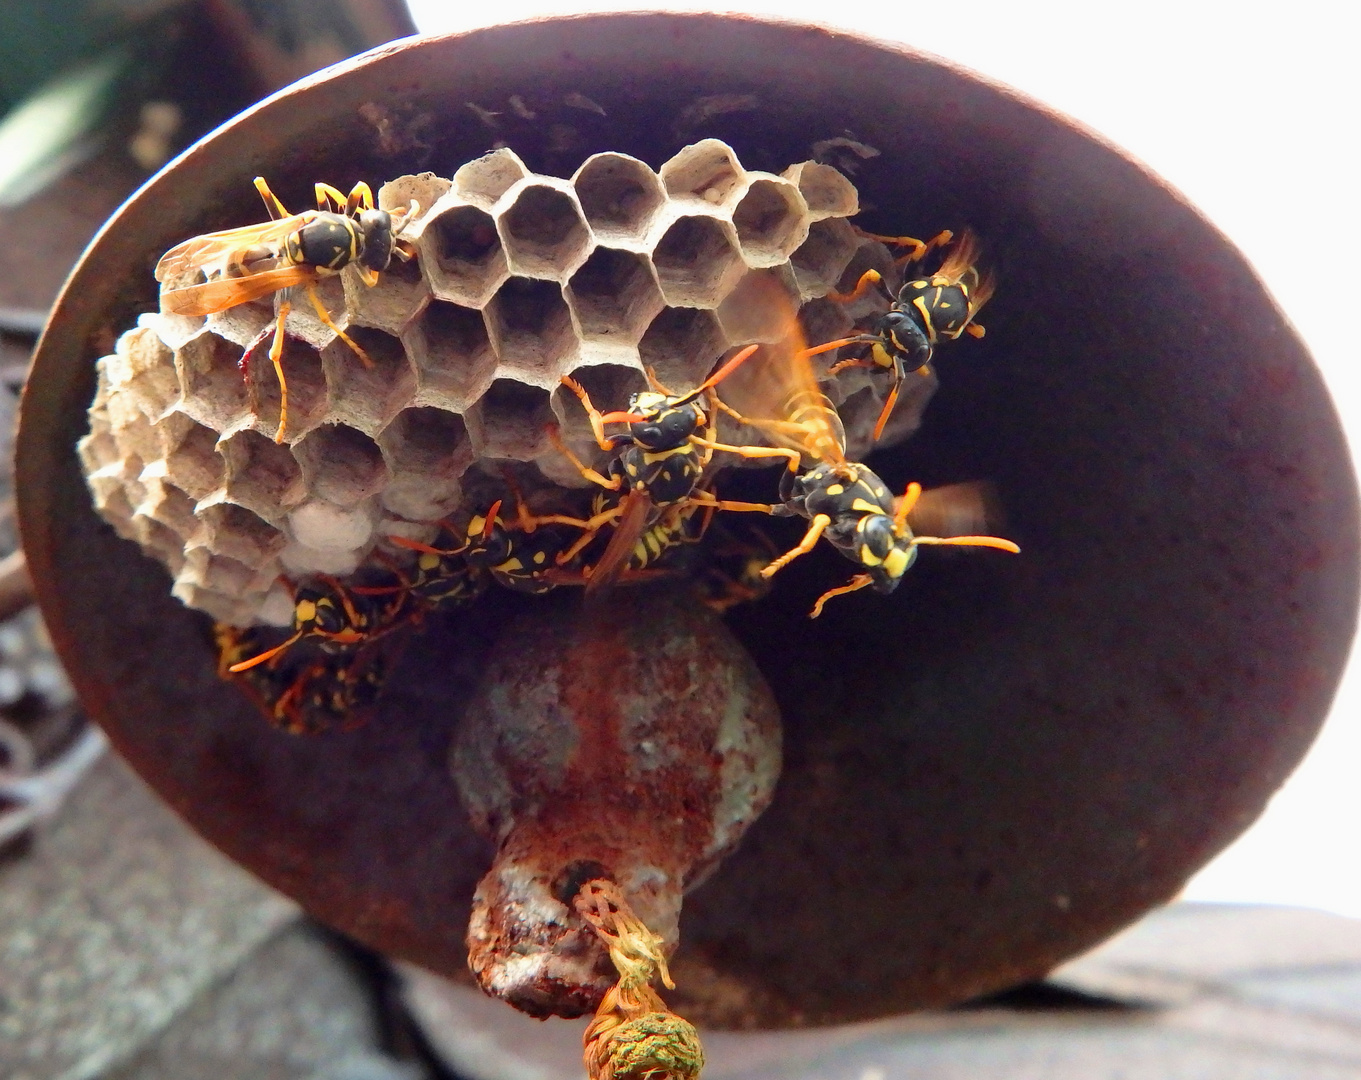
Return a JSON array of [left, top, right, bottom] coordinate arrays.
[[14, 14, 1361, 1028], [457, 592, 780, 1018]]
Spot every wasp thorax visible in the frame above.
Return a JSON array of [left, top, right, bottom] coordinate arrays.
[[293, 214, 361, 271]]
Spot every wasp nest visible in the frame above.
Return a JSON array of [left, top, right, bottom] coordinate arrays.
[[79, 140, 932, 625]]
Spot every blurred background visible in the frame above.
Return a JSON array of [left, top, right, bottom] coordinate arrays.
[[0, 2, 1356, 1078]]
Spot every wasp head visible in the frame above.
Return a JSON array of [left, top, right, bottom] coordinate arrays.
[[877, 307, 934, 369], [625, 391, 703, 450], [857, 514, 919, 593], [463, 512, 513, 568], [292, 586, 350, 635], [357, 209, 396, 271]]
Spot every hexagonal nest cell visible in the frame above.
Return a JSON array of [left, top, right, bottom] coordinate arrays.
[[81, 141, 913, 625]]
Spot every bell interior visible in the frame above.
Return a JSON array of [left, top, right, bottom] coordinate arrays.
[[16, 14, 1359, 1028]]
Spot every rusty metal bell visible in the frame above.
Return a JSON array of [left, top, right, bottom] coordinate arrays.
[[16, 14, 1359, 1030]]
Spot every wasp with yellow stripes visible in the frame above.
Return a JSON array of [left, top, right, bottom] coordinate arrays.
[[223, 573, 416, 674], [809, 229, 994, 441], [215, 621, 396, 735], [551, 349, 797, 591], [713, 282, 1019, 617], [389, 489, 610, 597], [155, 177, 419, 442]]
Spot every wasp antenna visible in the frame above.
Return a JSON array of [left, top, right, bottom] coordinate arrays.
[[676, 344, 760, 405], [482, 500, 503, 541], [872, 383, 902, 442], [912, 534, 1021, 554], [228, 629, 304, 673], [803, 336, 875, 359], [894, 482, 923, 530], [599, 410, 649, 424], [389, 535, 464, 556]]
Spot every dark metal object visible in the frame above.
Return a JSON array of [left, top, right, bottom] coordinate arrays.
[[15, 15, 1360, 1028], [458, 591, 780, 1018]]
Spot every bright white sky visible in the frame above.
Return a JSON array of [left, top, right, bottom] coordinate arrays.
[[407, 1, 1361, 918]]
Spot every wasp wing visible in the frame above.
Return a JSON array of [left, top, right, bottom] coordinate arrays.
[[903, 480, 1004, 538], [934, 229, 994, 320], [715, 278, 847, 468], [585, 489, 654, 594], [159, 263, 318, 316], [155, 213, 314, 281]]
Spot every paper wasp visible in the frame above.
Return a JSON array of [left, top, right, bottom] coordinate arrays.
[[215, 622, 394, 735], [155, 177, 419, 442], [694, 522, 779, 614], [389, 491, 609, 597], [224, 573, 416, 674], [551, 348, 796, 590], [712, 289, 1018, 617], [810, 229, 994, 441], [579, 489, 714, 580]]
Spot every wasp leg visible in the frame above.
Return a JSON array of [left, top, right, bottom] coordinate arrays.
[[852, 227, 952, 263], [392, 201, 421, 244], [304, 284, 374, 369], [690, 499, 718, 543], [685, 491, 776, 515], [345, 181, 376, 214], [690, 438, 802, 471], [511, 495, 615, 535], [558, 377, 626, 452], [891, 230, 954, 268], [826, 356, 877, 377], [965, 321, 986, 339], [827, 269, 894, 305], [495, 469, 594, 535], [253, 176, 290, 220], [555, 505, 625, 565], [315, 182, 348, 212], [710, 398, 824, 454], [871, 360, 906, 442], [547, 425, 623, 491], [268, 300, 292, 443], [761, 513, 831, 579], [272, 669, 312, 733], [644, 366, 676, 397], [810, 573, 874, 618]]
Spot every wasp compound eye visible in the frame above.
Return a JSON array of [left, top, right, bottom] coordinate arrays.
[[860, 514, 897, 560]]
